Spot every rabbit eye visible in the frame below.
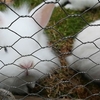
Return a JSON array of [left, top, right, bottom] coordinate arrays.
[[4, 47, 8, 52]]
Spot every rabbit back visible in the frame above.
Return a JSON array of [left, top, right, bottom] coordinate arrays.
[[66, 20, 100, 80]]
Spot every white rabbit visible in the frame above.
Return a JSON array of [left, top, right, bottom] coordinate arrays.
[[0, 1, 60, 94], [66, 20, 100, 82], [56, 0, 100, 10]]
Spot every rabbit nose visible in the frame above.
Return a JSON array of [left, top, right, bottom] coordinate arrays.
[[20, 62, 33, 69]]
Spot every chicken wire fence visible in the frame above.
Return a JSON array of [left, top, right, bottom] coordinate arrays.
[[0, 0, 100, 100]]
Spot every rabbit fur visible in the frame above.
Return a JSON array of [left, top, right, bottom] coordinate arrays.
[[66, 20, 100, 82], [0, 1, 60, 94], [56, 0, 100, 10]]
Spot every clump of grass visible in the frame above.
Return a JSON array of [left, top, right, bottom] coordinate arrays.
[[33, 67, 100, 100], [47, 7, 100, 40]]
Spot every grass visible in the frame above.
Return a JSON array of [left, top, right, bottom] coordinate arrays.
[[0, 0, 100, 99], [33, 67, 100, 99], [48, 7, 100, 39]]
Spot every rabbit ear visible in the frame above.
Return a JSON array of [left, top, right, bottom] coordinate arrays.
[[29, 2, 55, 28]]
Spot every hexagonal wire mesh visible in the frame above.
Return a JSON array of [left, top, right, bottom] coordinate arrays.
[[0, 0, 100, 100]]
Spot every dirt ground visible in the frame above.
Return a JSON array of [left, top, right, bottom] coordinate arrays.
[[15, 95, 82, 100]]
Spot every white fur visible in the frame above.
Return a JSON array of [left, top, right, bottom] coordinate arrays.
[[66, 20, 100, 81], [0, 2, 60, 94], [56, 0, 100, 10]]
